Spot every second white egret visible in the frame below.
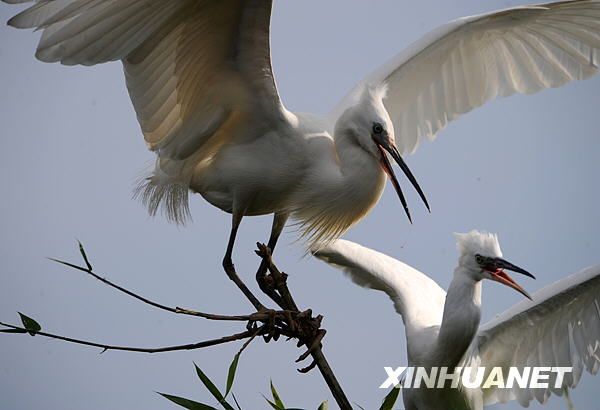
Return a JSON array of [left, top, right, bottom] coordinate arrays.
[[314, 233, 600, 410]]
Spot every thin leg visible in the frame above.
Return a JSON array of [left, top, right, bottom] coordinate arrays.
[[256, 213, 288, 308], [223, 211, 264, 311]]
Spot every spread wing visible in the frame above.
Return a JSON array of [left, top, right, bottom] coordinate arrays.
[[477, 264, 600, 407], [313, 239, 446, 331], [5, 0, 286, 221], [332, 0, 600, 155]]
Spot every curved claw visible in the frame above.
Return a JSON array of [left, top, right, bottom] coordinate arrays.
[[295, 329, 326, 363], [297, 359, 318, 374]]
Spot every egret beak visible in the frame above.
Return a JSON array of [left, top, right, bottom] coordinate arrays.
[[486, 258, 535, 300], [374, 136, 430, 223]]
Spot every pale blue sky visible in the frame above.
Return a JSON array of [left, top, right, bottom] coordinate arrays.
[[0, 1, 598, 409]]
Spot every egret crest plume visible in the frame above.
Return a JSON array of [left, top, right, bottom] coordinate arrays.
[[455, 231, 503, 260]]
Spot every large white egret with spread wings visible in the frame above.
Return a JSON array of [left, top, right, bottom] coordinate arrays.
[[314, 233, 600, 410], [4, 0, 600, 306]]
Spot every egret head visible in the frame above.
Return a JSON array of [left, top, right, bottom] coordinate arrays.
[[455, 230, 535, 299], [336, 84, 429, 222]]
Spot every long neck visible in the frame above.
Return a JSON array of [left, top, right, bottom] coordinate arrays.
[[335, 132, 383, 180], [434, 268, 482, 368], [331, 131, 387, 222], [292, 128, 387, 245]]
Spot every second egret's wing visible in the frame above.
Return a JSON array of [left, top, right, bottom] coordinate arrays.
[[332, 0, 600, 155], [477, 265, 600, 407], [313, 240, 446, 330], [5, 0, 286, 221]]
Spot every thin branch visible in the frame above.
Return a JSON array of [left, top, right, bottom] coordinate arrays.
[[0, 321, 264, 354], [48, 258, 256, 322], [255, 245, 352, 410], [5, 243, 354, 408]]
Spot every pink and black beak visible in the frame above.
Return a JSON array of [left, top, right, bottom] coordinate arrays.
[[478, 255, 536, 300], [373, 131, 430, 223]]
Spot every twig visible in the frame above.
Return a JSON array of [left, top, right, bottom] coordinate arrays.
[[48, 258, 256, 322], [3, 244, 353, 409], [0, 321, 264, 354]]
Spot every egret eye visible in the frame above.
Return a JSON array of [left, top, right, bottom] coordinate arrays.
[[372, 123, 384, 134], [475, 254, 484, 264]]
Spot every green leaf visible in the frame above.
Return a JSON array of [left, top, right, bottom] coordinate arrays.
[[194, 363, 235, 410], [225, 332, 258, 398], [77, 240, 93, 271], [158, 393, 217, 410], [0, 328, 28, 334], [317, 401, 328, 410], [379, 387, 400, 410], [18, 312, 41, 336], [225, 352, 240, 398], [262, 395, 283, 410], [270, 380, 285, 409]]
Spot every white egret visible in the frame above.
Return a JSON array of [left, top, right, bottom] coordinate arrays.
[[4, 1, 600, 306], [314, 233, 600, 410]]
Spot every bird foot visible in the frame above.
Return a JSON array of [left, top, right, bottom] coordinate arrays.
[[292, 309, 325, 373], [253, 244, 324, 373], [246, 308, 291, 342], [255, 243, 288, 308], [246, 307, 325, 368]]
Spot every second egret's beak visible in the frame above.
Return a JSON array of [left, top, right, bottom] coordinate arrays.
[[374, 135, 430, 223], [485, 257, 536, 300]]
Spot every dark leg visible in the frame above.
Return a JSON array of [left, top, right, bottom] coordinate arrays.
[[223, 211, 264, 311], [256, 213, 288, 308]]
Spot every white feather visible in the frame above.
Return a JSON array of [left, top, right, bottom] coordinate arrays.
[[316, 237, 600, 409], [332, 0, 600, 155]]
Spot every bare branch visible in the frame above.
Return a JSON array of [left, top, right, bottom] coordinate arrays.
[[255, 244, 352, 410], [2, 242, 354, 409], [0, 321, 264, 354], [48, 258, 255, 322]]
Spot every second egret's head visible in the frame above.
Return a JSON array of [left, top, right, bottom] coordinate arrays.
[[455, 230, 535, 299], [336, 84, 429, 222]]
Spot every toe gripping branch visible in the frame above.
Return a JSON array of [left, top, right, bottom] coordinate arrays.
[[251, 243, 326, 373]]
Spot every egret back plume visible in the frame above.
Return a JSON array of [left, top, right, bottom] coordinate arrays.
[[134, 175, 191, 225]]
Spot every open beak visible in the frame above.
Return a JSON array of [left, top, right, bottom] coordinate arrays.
[[486, 258, 535, 300], [375, 138, 430, 223]]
